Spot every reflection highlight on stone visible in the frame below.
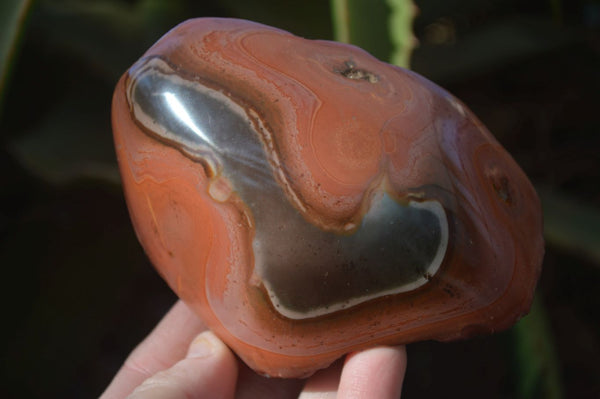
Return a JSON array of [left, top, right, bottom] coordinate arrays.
[[112, 18, 544, 378]]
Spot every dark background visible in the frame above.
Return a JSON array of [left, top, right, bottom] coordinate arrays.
[[1, 0, 599, 397]]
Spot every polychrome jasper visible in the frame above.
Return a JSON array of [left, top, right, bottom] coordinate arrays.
[[112, 18, 544, 378]]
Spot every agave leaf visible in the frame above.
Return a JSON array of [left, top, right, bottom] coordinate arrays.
[[0, 0, 33, 113], [386, 0, 418, 68], [33, 0, 185, 83], [5, 0, 189, 184], [330, 0, 417, 67], [512, 296, 563, 399], [9, 92, 121, 185], [539, 186, 600, 265]]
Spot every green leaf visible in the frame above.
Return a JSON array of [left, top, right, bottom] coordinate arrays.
[[539, 186, 600, 265], [386, 0, 417, 68], [331, 0, 392, 63], [32, 0, 186, 83], [512, 296, 563, 399], [5, 0, 189, 184], [0, 0, 33, 114], [9, 88, 120, 185], [330, 0, 417, 67]]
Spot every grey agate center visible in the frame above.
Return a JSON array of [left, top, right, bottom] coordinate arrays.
[[126, 56, 449, 320]]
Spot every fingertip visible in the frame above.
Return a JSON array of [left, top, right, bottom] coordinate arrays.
[[186, 330, 229, 359], [128, 331, 238, 399], [338, 345, 407, 399], [101, 301, 207, 399]]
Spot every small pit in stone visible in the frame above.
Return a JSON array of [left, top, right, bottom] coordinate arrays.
[[491, 175, 512, 205], [488, 168, 514, 205], [336, 60, 379, 83]]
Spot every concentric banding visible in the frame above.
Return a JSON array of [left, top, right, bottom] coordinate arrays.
[[126, 56, 449, 320]]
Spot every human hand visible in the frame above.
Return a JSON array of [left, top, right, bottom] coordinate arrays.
[[101, 300, 407, 399]]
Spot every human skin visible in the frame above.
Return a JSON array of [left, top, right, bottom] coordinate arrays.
[[100, 301, 407, 399]]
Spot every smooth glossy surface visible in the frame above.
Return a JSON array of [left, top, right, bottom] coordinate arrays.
[[112, 18, 544, 377], [127, 57, 448, 319]]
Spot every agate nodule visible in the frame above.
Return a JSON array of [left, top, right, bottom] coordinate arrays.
[[112, 18, 544, 377]]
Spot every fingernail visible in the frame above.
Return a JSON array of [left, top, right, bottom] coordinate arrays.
[[187, 331, 217, 359]]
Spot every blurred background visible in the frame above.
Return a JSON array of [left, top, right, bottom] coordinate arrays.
[[1, 0, 598, 397]]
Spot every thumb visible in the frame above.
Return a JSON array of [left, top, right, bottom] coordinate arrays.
[[127, 331, 238, 399]]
